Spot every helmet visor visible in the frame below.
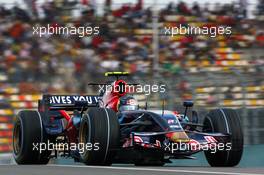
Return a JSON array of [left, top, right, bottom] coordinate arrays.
[[119, 105, 138, 111]]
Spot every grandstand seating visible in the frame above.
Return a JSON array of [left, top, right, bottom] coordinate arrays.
[[0, 108, 13, 153]]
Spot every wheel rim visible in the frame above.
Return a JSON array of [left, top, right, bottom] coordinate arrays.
[[13, 121, 22, 155], [80, 122, 88, 144]]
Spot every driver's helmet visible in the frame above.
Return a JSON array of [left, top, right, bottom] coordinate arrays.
[[118, 95, 138, 111]]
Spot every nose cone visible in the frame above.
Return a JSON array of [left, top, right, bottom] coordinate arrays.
[[166, 131, 190, 143]]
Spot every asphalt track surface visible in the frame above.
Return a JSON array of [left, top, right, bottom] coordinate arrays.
[[0, 164, 264, 175]]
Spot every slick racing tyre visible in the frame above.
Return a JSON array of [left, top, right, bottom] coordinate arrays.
[[79, 108, 120, 165], [203, 108, 243, 167], [13, 110, 50, 164]]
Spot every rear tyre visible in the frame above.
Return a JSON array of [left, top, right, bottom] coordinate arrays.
[[79, 108, 120, 165], [203, 108, 243, 167], [13, 110, 50, 164]]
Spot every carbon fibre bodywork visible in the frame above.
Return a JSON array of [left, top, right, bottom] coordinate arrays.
[[113, 110, 230, 162]]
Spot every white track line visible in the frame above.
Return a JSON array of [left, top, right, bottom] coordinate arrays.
[[47, 164, 263, 175]]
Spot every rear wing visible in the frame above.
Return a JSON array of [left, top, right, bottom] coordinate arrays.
[[105, 72, 129, 77], [105, 71, 129, 80], [38, 94, 100, 111]]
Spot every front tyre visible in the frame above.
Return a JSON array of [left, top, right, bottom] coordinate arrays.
[[203, 108, 243, 167], [79, 108, 120, 165]]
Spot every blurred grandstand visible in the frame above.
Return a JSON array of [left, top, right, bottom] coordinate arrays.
[[0, 0, 263, 155]]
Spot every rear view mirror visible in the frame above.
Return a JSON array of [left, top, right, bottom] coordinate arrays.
[[183, 101, 194, 107]]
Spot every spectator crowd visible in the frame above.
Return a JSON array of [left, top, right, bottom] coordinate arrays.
[[0, 0, 263, 94]]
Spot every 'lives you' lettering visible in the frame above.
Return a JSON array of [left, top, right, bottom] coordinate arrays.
[[49, 96, 98, 104]]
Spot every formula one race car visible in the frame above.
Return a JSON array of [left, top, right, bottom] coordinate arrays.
[[13, 72, 243, 166]]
